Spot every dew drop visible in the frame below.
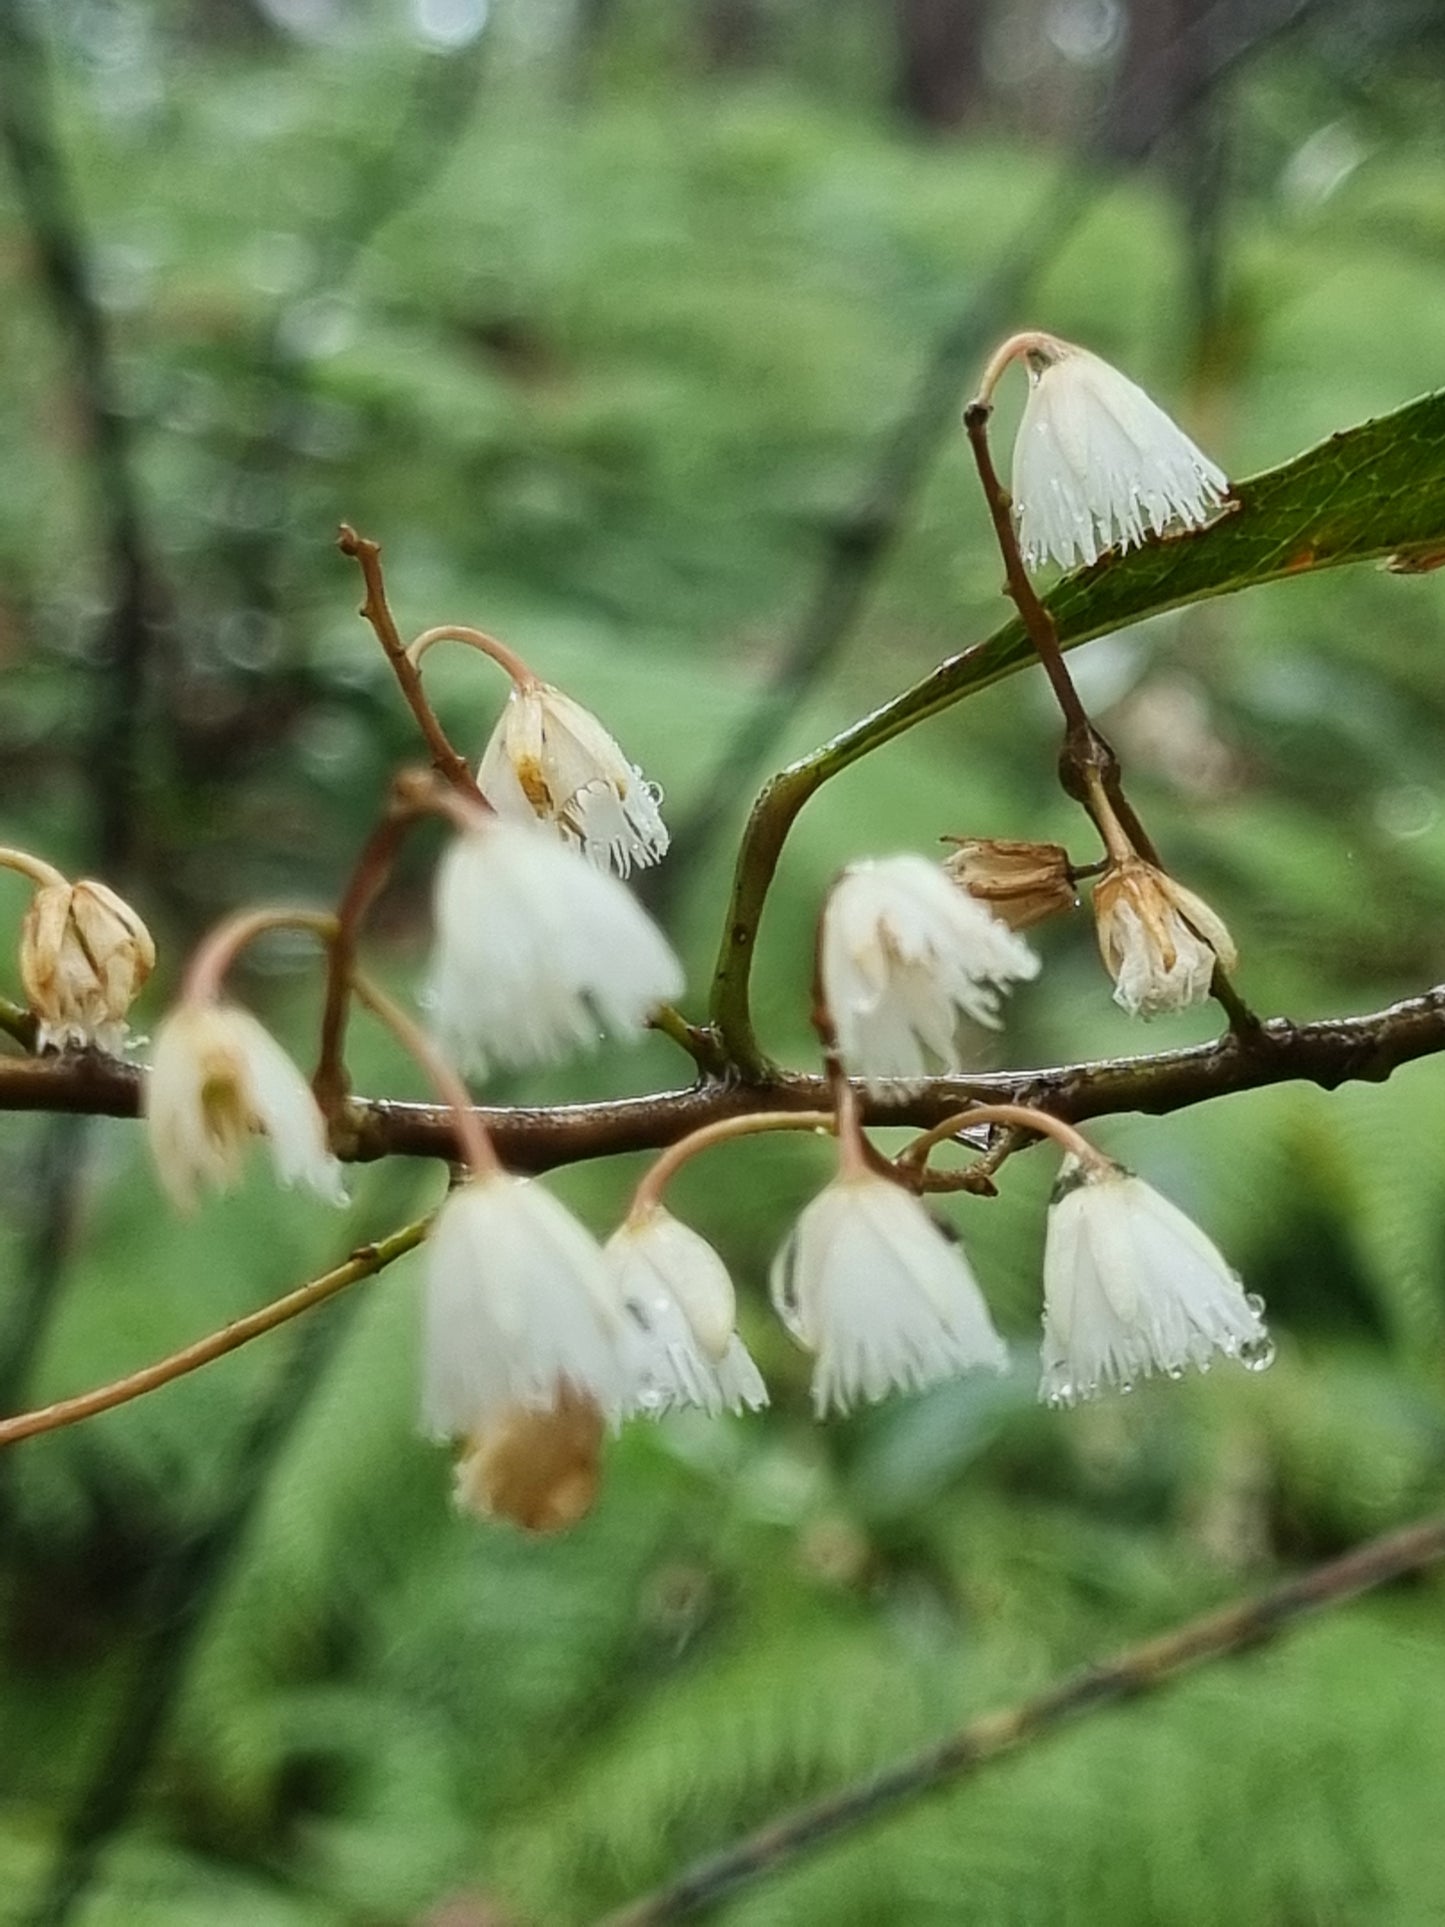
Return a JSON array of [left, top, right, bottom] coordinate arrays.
[[1244, 1292, 1267, 1317], [1240, 1334, 1277, 1374]]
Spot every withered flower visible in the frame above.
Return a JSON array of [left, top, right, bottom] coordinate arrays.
[[943, 837, 1076, 932], [21, 878, 155, 1054], [1093, 856, 1236, 1018]]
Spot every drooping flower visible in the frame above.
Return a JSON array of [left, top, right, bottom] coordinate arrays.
[[1010, 337, 1228, 570], [1093, 856, 1237, 1018], [20, 877, 155, 1054], [478, 680, 669, 877], [606, 1204, 767, 1418], [425, 816, 684, 1077], [771, 1170, 1008, 1415], [420, 1170, 627, 1439], [821, 854, 1039, 1093], [943, 836, 1077, 932], [1040, 1155, 1272, 1406], [145, 1000, 347, 1211], [453, 1386, 605, 1535]]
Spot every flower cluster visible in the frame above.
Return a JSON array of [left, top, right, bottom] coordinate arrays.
[[0, 347, 1280, 1537]]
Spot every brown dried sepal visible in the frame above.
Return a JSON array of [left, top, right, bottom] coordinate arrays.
[[453, 1386, 605, 1534], [943, 837, 1077, 931], [20, 878, 156, 1053]]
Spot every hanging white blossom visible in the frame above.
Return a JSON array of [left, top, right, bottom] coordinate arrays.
[[1011, 338, 1228, 570], [1040, 1156, 1272, 1406], [821, 854, 1038, 1092], [771, 1171, 1007, 1415], [478, 680, 669, 877], [425, 816, 684, 1076], [606, 1204, 767, 1418], [145, 1001, 347, 1212], [421, 1171, 627, 1438]]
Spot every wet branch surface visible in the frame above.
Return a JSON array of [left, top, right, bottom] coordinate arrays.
[[2, 984, 1443, 1170]]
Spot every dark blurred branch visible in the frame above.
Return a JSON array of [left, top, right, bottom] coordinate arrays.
[[2, 983, 1445, 1167], [0, 4, 165, 873], [597, 1510, 1445, 1924]]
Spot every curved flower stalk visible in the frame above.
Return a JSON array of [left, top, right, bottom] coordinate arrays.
[[1001, 334, 1229, 570], [21, 875, 155, 1053], [478, 681, 669, 878], [607, 1204, 767, 1418], [771, 1169, 1007, 1416], [1041, 1155, 1271, 1406], [146, 1001, 347, 1212], [1093, 855, 1237, 1019], [425, 815, 684, 1077], [421, 1170, 628, 1438], [820, 854, 1038, 1093]]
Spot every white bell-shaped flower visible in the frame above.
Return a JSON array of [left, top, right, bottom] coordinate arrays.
[[145, 1000, 347, 1212], [821, 855, 1039, 1093], [1011, 338, 1228, 570], [771, 1171, 1007, 1415], [606, 1204, 767, 1418], [421, 1170, 627, 1438], [478, 680, 669, 878], [425, 816, 684, 1077], [1093, 856, 1237, 1019], [1040, 1156, 1272, 1406]]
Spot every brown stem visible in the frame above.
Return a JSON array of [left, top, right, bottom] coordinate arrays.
[[0, 1217, 429, 1449], [407, 622, 539, 689], [336, 525, 484, 802], [596, 1511, 1445, 1925], [10, 984, 1445, 1170], [629, 1110, 833, 1219], [0, 847, 67, 891], [312, 803, 425, 1123], [901, 1099, 1110, 1176], [181, 907, 337, 1006], [351, 970, 501, 1178], [961, 400, 1093, 738]]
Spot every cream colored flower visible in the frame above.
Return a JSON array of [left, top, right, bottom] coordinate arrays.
[[1011, 338, 1227, 570], [478, 681, 669, 877], [821, 854, 1039, 1093], [421, 1171, 627, 1438], [425, 817, 684, 1077], [1040, 1156, 1272, 1406], [770, 1171, 1007, 1415], [606, 1204, 767, 1418], [145, 1001, 346, 1212], [1093, 856, 1237, 1018], [943, 837, 1076, 932], [20, 878, 155, 1053]]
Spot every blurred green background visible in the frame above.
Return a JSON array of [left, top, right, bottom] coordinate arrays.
[[3, 2, 1445, 1921]]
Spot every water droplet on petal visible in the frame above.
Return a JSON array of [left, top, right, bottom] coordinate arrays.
[[1240, 1334, 1277, 1374]]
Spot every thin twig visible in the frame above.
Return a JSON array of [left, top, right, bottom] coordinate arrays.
[[961, 400, 1093, 739], [597, 1510, 1445, 1925], [3, 983, 1445, 1168], [0, 1216, 429, 1450], [337, 526, 483, 801]]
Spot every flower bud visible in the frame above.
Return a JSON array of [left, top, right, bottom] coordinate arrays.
[[20, 878, 155, 1053], [943, 838, 1076, 931], [453, 1388, 604, 1534], [1093, 856, 1237, 1018]]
